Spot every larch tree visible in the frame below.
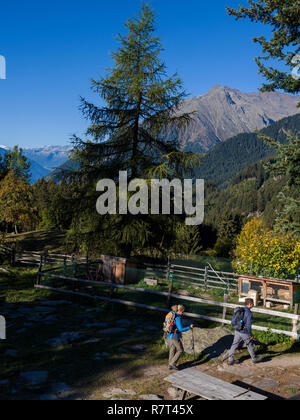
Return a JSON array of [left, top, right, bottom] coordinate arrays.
[[67, 3, 200, 257]]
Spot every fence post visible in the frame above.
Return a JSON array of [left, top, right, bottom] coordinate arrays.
[[292, 304, 299, 339], [64, 257, 67, 275], [10, 247, 16, 266], [36, 255, 43, 286], [204, 266, 208, 291], [222, 294, 228, 326], [86, 254, 91, 280], [167, 271, 173, 308]]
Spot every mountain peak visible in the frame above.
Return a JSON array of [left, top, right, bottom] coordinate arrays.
[[164, 85, 300, 153]]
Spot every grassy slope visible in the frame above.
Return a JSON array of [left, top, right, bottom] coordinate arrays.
[[1, 265, 300, 400], [5, 230, 67, 253]]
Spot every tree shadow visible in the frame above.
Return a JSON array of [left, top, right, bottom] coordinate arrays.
[[232, 380, 284, 400]]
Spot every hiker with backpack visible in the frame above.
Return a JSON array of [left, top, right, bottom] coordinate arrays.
[[163, 304, 194, 370], [228, 298, 263, 365]]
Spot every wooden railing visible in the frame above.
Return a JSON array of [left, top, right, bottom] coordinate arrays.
[[35, 270, 300, 339]]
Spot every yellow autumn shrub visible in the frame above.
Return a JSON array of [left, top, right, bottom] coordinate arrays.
[[233, 218, 300, 279]]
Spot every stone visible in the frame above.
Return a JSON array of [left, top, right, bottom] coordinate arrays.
[[167, 387, 182, 399], [131, 344, 147, 352], [51, 382, 76, 398], [46, 337, 65, 349], [85, 322, 108, 328], [181, 327, 234, 361], [82, 338, 102, 344], [7, 314, 22, 319], [33, 306, 55, 313], [221, 365, 253, 378], [20, 371, 48, 385], [4, 349, 17, 357], [144, 279, 158, 287], [18, 308, 32, 314], [144, 326, 157, 331], [99, 328, 126, 335], [40, 394, 59, 400], [0, 379, 9, 386], [139, 394, 163, 400], [116, 319, 131, 327], [102, 388, 137, 398], [285, 376, 300, 387], [46, 331, 82, 348], [40, 300, 72, 306], [177, 290, 191, 296], [254, 378, 280, 390], [44, 315, 58, 323]]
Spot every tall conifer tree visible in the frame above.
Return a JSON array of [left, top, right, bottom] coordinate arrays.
[[72, 3, 195, 181], [68, 4, 199, 257]]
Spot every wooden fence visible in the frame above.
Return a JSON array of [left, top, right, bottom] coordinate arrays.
[[35, 267, 300, 339], [0, 245, 239, 293], [0, 245, 87, 267], [171, 264, 239, 293]]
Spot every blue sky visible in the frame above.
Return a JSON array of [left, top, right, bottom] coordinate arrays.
[[0, 0, 273, 148]]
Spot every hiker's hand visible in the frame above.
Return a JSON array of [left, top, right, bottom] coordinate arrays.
[[250, 336, 254, 341], [190, 324, 194, 329]]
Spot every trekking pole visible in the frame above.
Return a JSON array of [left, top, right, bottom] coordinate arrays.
[[192, 328, 196, 364]]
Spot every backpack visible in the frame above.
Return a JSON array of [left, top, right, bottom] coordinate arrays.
[[163, 311, 178, 334], [231, 307, 245, 331]]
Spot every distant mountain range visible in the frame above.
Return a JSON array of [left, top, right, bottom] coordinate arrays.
[[1, 85, 299, 183], [163, 85, 300, 153], [0, 145, 72, 183], [23, 145, 72, 171]]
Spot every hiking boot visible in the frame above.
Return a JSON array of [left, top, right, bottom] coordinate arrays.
[[168, 365, 179, 371], [252, 357, 263, 364], [227, 359, 239, 366]]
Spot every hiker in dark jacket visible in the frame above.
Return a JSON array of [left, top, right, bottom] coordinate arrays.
[[168, 304, 194, 370], [228, 298, 262, 365]]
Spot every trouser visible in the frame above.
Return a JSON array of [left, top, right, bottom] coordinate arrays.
[[168, 338, 184, 366], [228, 331, 256, 361]]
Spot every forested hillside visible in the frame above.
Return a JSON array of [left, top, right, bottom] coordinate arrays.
[[195, 113, 300, 188]]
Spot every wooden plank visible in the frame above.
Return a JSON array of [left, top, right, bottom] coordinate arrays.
[[165, 369, 267, 401], [234, 391, 267, 401], [172, 264, 206, 272]]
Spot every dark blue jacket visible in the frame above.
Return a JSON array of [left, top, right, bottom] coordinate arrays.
[[168, 313, 191, 341], [243, 306, 253, 336]]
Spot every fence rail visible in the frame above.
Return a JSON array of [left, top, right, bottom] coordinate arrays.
[[0, 247, 88, 266], [35, 268, 300, 339]]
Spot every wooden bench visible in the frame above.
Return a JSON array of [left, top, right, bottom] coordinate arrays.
[[165, 368, 267, 401]]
